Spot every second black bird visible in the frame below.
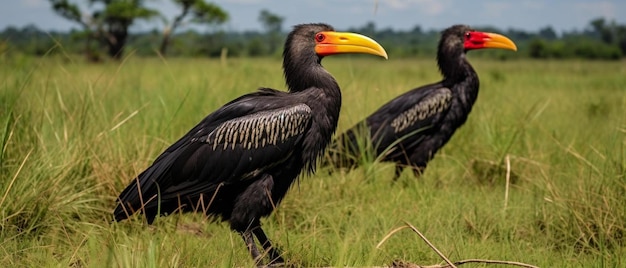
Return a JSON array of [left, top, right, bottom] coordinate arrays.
[[326, 25, 517, 179]]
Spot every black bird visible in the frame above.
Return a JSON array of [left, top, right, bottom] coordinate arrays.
[[326, 25, 516, 179], [113, 23, 387, 265]]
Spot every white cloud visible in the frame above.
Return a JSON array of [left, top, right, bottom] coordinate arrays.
[[22, 0, 46, 8], [521, 0, 544, 10], [573, 1, 615, 19], [482, 2, 513, 18], [381, 0, 450, 15]]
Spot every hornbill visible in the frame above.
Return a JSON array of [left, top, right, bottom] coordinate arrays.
[[325, 25, 516, 179], [113, 23, 387, 266]]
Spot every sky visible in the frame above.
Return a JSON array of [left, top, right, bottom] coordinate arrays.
[[2, 0, 625, 34]]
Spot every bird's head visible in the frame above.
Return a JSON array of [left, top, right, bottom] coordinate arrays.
[[284, 23, 388, 63], [437, 25, 517, 81], [440, 25, 517, 53], [283, 23, 388, 92]]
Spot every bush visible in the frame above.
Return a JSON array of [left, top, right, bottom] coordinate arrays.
[[528, 38, 622, 60]]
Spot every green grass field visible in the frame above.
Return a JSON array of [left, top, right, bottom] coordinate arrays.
[[1, 53, 625, 267]]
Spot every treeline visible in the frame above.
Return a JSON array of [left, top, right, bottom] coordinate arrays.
[[1, 18, 625, 61]]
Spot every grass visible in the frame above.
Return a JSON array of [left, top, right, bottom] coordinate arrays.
[[1, 52, 625, 267]]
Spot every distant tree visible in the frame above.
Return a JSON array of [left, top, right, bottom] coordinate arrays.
[[528, 38, 551, 58], [258, 9, 283, 33], [590, 18, 614, 44], [257, 9, 284, 54], [616, 25, 626, 55], [160, 0, 228, 56], [589, 17, 626, 55], [538, 26, 557, 40], [49, 0, 159, 60], [360, 21, 377, 37], [410, 25, 422, 35]]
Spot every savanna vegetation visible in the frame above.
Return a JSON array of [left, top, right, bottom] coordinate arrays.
[[1, 1, 626, 61], [1, 49, 624, 267], [3, 16, 626, 61]]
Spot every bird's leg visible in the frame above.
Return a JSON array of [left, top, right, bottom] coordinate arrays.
[[241, 230, 263, 265], [253, 227, 285, 266], [393, 164, 404, 180], [411, 166, 425, 178], [393, 163, 424, 180]]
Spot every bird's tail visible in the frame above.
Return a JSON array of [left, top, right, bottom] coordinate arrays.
[[113, 141, 208, 224], [113, 156, 174, 223]]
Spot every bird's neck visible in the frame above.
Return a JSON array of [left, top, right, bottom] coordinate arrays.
[[283, 52, 339, 90], [437, 50, 480, 107], [437, 49, 474, 81], [282, 54, 342, 117], [282, 54, 342, 173], [288, 62, 342, 126]]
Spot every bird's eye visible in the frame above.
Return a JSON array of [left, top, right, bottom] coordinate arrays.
[[465, 32, 471, 40], [315, 33, 325, 42]]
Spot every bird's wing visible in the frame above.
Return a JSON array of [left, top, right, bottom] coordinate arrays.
[[366, 85, 453, 155], [156, 103, 313, 198], [151, 88, 282, 164], [115, 90, 312, 217]]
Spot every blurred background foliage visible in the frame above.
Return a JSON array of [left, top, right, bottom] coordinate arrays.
[[1, 0, 625, 61]]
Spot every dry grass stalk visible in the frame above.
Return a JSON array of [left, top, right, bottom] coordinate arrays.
[[504, 154, 511, 211], [376, 221, 540, 268]]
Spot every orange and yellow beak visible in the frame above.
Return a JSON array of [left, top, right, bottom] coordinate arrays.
[[314, 31, 388, 59], [464, 31, 517, 51]]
